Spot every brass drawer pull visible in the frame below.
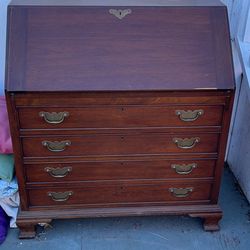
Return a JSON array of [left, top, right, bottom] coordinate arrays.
[[42, 140, 71, 152], [44, 167, 72, 178], [109, 9, 132, 20], [171, 163, 197, 175], [39, 111, 69, 124], [169, 187, 193, 198], [175, 109, 204, 122], [173, 137, 200, 149], [48, 191, 73, 202]]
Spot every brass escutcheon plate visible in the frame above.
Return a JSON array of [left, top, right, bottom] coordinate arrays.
[[109, 9, 132, 19]]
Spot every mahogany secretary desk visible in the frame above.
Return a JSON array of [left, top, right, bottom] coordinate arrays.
[[5, 0, 235, 238]]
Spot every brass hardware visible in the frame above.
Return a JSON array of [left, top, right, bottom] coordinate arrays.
[[171, 163, 197, 175], [109, 9, 132, 19], [39, 111, 69, 124], [175, 109, 204, 122], [42, 140, 71, 152], [44, 167, 72, 178], [173, 137, 200, 149], [47, 191, 73, 202], [169, 187, 193, 198]]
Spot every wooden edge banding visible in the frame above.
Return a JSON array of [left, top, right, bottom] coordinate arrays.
[[17, 204, 222, 219], [6, 7, 28, 91], [5, 93, 29, 210], [210, 91, 235, 203]]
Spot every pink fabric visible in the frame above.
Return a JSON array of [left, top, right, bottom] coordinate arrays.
[[0, 96, 13, 153]]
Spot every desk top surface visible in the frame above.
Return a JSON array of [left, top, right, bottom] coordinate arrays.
[[10, 0, 224, 7], [5, 4, 234, 92]]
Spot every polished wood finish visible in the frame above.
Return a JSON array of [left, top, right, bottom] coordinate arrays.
[[27, 180, 212, 208], [13, 92, 230, 106], [24, 159, 216, 183], [9, 0, 225, 7], [18, 105, 223, 130], [21, 133, 220, 158], [5, 0, 235, 238], [6, 4, 234, 92]]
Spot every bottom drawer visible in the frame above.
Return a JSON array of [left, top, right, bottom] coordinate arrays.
[[27, 181, 212, 208]]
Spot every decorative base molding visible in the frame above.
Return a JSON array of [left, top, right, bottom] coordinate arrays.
[[16, 204, 222, 238]]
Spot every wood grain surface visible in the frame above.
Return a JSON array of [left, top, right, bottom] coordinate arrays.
[[27, 180, 213, 207], [24, 159, 216, 183], [5, 6, 234, 91], [5, 1, 235, 236]]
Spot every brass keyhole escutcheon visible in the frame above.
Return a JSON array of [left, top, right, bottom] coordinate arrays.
[[109, 9, 132, 20]]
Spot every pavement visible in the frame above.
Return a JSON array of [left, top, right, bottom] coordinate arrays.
[[1, 166, 250, 250]]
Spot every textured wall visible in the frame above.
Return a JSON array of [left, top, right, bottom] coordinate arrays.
[[227, 78, 250, 202], [222, 0, 250, 202], [0, 0, 10, 95]]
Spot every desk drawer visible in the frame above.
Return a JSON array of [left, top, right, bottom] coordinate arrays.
[[25, 159, 216, 183], [22, 133, 219, 158], [27, 181, 212, 207], [18, 105, 223, 130]]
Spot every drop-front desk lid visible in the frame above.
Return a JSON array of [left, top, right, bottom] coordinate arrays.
[[5, 0, 234, 92]]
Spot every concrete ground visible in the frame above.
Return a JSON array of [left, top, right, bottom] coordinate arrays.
[[1, 166, 250, 250]]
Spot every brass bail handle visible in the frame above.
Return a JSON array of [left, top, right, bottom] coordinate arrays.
[[171, 163, 197, 175], [48, 191, 73, 202], [45, 167, 72, 178], [39, 111, 69, 124], [175, 109, 204, 122], [173, 137, 200, 149], [42, 140, 71, 152], [169, 187, 193, 198]]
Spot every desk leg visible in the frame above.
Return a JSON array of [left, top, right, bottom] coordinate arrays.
[[189, 212, 223, 231], [17, 219, 52, 239]]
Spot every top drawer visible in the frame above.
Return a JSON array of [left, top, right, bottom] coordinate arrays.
[[18, 105, 223, 130]]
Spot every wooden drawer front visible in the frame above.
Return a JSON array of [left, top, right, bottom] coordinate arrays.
[[27, 181, 212, 207], [25, 159, 216, 183], [22, 133, 219, 158], [18, 105, 223, 130]]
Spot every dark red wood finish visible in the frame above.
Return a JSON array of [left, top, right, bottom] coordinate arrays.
[[18, 105, 224, 129], [24, 159, 216, 183], [5, 1, 235, 239], [21, 133, 220, 158], [9, 0, 225, 7], [5, 5, 234, 92], [27, 180, 213, 208]]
